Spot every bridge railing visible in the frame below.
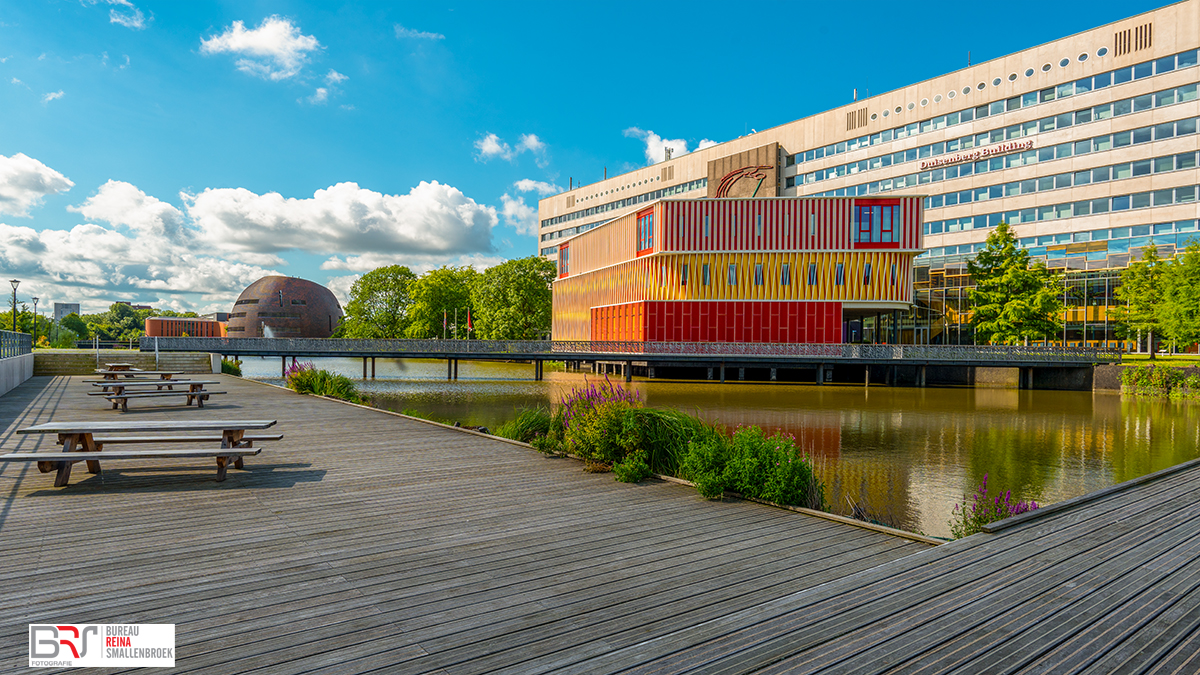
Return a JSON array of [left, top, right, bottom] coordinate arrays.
[[0, 330, 31, 359], [140, 337, 1121, 364]]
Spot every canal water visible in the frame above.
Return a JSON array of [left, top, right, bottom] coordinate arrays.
[[240, 356, 1200, 538]]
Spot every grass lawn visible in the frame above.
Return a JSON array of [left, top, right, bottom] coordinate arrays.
[[1122, 354, 1200, 367]]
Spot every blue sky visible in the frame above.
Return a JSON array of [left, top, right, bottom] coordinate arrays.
[[0, 0, 1167, 315]]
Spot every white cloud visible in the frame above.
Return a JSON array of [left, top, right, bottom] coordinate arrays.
[[320, 252, 506, 274], [200, 16, 321, 81], [69, 180, 184, 240], [11, 77, 29, 89], [474, 132, 549, 165], [394, 24, 445, 40], [324, 69, 347, 84], [697, 138, 718, 151], [625, 127, 697, 165], [514, 179, 561, 196], [0, 153, 74, 217], [42, 90, 64, 103], [185, 180, 498, 261], [84, 1, 146, 29], [306, 87, 328, 104], [499, 194, 538, 236]]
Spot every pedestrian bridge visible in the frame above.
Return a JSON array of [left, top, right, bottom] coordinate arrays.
[[142, 337, 1120, 389]]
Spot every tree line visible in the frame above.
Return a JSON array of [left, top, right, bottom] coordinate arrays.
[[3, 302, 198, 347], [336, 255, 556, 340]]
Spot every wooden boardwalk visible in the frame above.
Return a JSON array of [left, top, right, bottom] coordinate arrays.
[[0, 375, 927, 674], [4, 375, 1199, 673]]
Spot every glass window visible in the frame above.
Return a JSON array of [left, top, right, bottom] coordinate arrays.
[[727, 264, 737, 285], [1094, 71, 1112, 89], [1177, 186, 1198, 203], [1180, 50, 1199, 68], [1112, 195, 1130, 211], [681, 264, 689, 286], [1093, 198, 1111, 214], [835, 263, 844, 286], [1132, 94, 1153, 112], [863, 263, 872, 286], [989, 101, 1004, 116], [755, 213, 762, 237], [781, 263, 791, 286], [1039, 87, 1055, 103], [1056, 144, 1073, 159], [1022, 91, 1039, 107], [1039, 117, 1056, 132], [1154, 122, 1176, 141], [1178, 118, 1197, 135], [1132, 159, 1152, 177], [808, 263, 817, 285], [1133, 61, 1153, 79], [754, 263, 764, 286], [1074, 108, 1092, 125], [703, 214, 710, 237], [1155, 89, 1176, 107], [1094, 103, 1113, 120], [1056, 203, 1072, 219], [1094, 135, 1112, 152], [1113, 131, 1132, 148], [1177, 152, 1198, 170], [1154, 156, 1174, 173], [1153, 189, 1175, 206], [1113, 66, 1132, 84], [1074, 201, 1092, 217], [1133, 127, 1152, 144], [1038, 205, 1056, 221], [1056, 83, 1074, 99], [1054, 173, 1072, 189], [1131, 192, 1151, 209], [1114, 163, 1132, 179], [1038, 147, 1056, 162], [960, 108, 974, 123], [1074, 140, 1092, 155], [702, 264, 710, 285], [1114, 98, 1133, 117]]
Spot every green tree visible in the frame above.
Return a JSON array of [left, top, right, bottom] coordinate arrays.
[[338, 265, 417, 338], [966, 222, 1063, 345], [470, 256, 556, 340], [1159, 242, 1200, 352], [1111, 244, 1165, 358], [405, 266, 479, 339], [60, 312, 90, 340]]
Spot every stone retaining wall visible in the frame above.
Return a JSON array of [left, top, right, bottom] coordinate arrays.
[[33, 349, 215, 376]]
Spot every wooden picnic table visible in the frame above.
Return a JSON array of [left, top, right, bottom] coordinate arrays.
[[104, 363, 137, 371], [84, 377, 193, 392], [94, 370, 180, 381], [88, 380, 222, 411], [5, 420, 278, 486]]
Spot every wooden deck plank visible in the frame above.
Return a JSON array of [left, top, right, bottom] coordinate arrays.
[[0, 375, 925, 674]]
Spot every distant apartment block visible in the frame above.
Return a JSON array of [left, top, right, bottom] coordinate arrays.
[[53, 302, 80, 322]]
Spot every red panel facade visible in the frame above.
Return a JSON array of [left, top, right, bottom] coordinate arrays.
[[637, 300, 843, 343]]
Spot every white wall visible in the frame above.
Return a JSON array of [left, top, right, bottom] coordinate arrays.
[[0, 353, 34, 397]]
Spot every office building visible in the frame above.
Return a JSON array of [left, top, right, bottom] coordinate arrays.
[[538, 0, 1199, 346]]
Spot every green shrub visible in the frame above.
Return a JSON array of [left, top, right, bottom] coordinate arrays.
[[949, 474, 1038, 539], [287, 366, 361, 403], [221, 357, 242, 377], [678, 427, 732, 499], [677, 426, 824, 507], [496, 407, 552, 443], [613, 449, 652, 483], [616, 407, 707, 477], [565, 400, 635, 466], [530, 408, 567, 456], [1121, 364, 1200, 399]]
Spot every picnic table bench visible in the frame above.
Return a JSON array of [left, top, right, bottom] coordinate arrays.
[[87, 380, 224, 411], [84, 377, 194, 391], [1, 420, 279, 486]]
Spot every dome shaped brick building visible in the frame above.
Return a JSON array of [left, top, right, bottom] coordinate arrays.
[[226, 276, 343, 338]]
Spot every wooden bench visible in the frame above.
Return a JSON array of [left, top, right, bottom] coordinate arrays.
[[90, 433, 283, 451], [8, 420, 279, 486], [0, 449, 261, 483], [86, 378, 195, 391], [94, 370, 180, 381], [105, 390, 225, 412]]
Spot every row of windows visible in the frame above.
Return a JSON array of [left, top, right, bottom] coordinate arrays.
[[541, 178, 707, 229], [805, 113, 1198, 199], [924, 149, 1198, 211], [925, 219, 1200, 259], [790, 82, 1197, 190], [919, 183, 1199, 237], [856, 204, 900, 244], [787, 48, 1198, 168], [541, 217, 609, 242], [672, 261, 899, 288]]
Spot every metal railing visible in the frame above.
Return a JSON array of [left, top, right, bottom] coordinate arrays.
[[0, 330, 32, 359], [141, 336, 1121, 364]]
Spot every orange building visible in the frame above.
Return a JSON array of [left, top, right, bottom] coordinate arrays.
[[552, 196, 924, 343], [144, 317, 226, 338]]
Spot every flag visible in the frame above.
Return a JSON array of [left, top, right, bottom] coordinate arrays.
[[467, 309, 473, 333], [443, 310, 447, 329]]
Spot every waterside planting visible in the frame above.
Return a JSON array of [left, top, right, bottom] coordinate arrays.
[[499, 378, 825, 510], [1121, 364, 1200, 399]]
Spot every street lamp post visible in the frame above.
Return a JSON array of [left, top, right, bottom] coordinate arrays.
[[32, 297, 38, 347], [8, 280, 18, 334]]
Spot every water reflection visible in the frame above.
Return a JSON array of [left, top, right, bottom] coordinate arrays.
[[240, 356, 1200, 538]]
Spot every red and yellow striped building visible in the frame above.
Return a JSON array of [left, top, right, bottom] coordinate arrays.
[[552, 196, 924, 343]]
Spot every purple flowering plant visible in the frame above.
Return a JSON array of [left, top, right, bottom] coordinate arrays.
[[949, 473, 1039, 539]]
